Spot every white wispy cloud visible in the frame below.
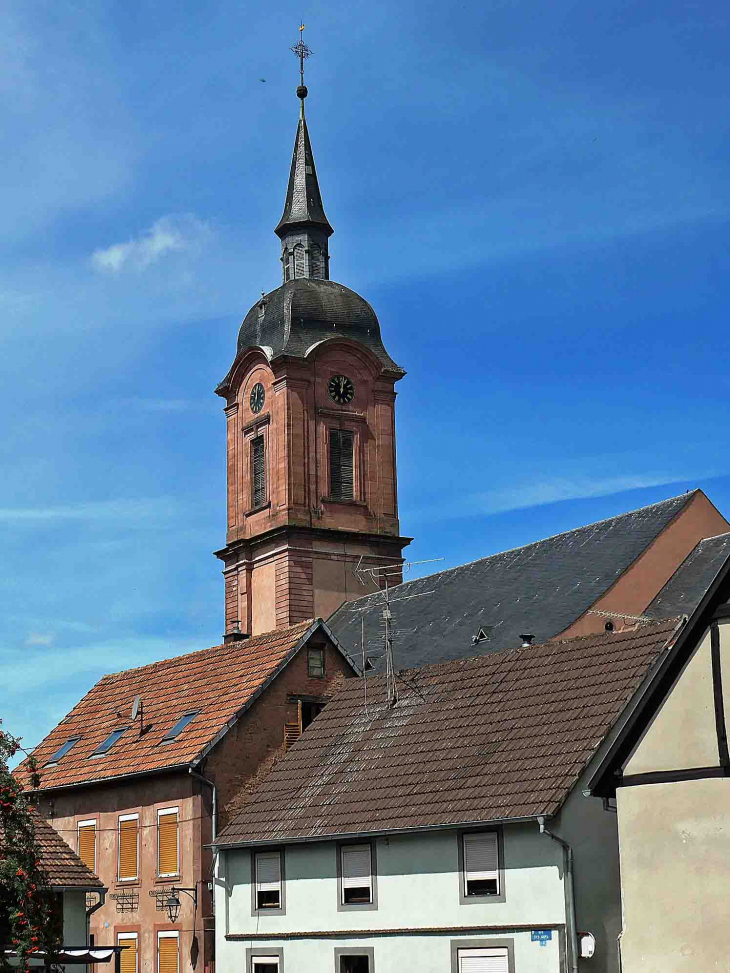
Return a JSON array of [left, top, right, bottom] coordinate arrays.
[[0, 497, 180, 523], [91, 215, 213, 273], [25, 632, 55, 647]]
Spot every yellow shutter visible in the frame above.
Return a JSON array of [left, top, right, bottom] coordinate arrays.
[[78, 823, 96, 872], [118, 818, 138, 880], [158, 811, 179, 876], [158, 936, 178, 973], [118, 937, 137, 973]]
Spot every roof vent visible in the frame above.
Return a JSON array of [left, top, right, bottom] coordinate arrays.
[[472, 626, 493, 645], [520, 633, 535, 647], [604, 620, 615, 633], [224, 622, 250, 644]]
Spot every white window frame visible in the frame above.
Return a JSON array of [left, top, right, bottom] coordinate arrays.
[[252, 849, 284, 914], [157, 806, 180, 878], [157, 931, 179, 973], [338, 841, 375, 909], [77, 818, 97, 872], [117, 812, 139, 882], [461, 831, 501, 900], [251, 960, 279, 970], [117, 932, 138, 973]]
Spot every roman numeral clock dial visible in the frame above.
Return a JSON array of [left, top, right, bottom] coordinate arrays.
[[328, 375, 355, 405], [249, 382, 265, 414]]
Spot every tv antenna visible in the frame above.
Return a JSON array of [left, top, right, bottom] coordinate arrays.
[[351, 558, 443, 708]]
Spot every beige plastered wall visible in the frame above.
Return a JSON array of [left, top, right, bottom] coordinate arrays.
[[616, 621, 730, 971]]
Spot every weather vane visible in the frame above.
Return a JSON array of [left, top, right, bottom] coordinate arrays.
[[291, 22, 312, 107]]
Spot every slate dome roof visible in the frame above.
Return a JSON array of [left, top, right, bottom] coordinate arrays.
[[219, 278, 403, 390]]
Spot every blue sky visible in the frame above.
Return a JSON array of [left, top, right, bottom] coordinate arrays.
[[2, 0, 730, 758]]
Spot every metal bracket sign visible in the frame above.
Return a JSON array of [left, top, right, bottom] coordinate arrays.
[[531, 930, 553, 947]]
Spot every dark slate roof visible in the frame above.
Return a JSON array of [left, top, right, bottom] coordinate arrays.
[[275, 114, 333, 238], [646, 533, 730, 619], [217, 278, 404, 392], [215, 619, 681, 845], [328, 492, 697, 670]]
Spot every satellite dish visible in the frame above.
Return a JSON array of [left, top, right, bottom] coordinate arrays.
[[131, 695, 141, 720]]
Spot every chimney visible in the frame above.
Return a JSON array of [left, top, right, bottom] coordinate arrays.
[[224, 621, 250, 644]]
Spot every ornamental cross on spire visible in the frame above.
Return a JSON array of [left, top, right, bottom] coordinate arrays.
[[291, 23, 312, 105]]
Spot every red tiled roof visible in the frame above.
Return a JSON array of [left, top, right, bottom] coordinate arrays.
[[0, 810, 105, 888], [216, 619, 682, 845], [15, 620, 322, 791]]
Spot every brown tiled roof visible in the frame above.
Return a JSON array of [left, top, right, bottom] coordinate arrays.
[[216, 619, 682, 845], [15, 620, 324, 791], [0, 810, 105, 888]]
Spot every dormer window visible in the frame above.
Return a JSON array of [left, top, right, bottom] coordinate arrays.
[[161, 711, 198, 742], [90, 728, 127, 757], [45, 736, 80, 766]]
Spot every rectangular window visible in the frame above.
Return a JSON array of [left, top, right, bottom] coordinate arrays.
[[255, 851, 282, 910], [91, 728, 127, 756], [251, 435, 266, 508], [77, 820, 96, 873], [117, 934, 138, 973], [329, 429, 354, 501], [157, 808, 179, 877], [308, 646, 325, 678], [463, 832, 499, 897], [46, 737, 80, 766], [251, 959, 279, 973], [334, 950, 374, 973], [340, 843, 372, 904], [457, 947, 509, 973], [118, 814, 139, 881], [157, 933, 179, 973]]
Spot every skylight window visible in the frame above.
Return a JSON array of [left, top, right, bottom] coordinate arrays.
[[45, 737, 80, 766], [161, 711, 198, 742], [90, 728, 127, 757]]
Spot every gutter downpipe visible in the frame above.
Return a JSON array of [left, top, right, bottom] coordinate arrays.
[[189, 767, 217, 841], [538, 816, 579, 973]]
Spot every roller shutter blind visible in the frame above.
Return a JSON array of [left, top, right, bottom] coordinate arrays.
[[77, 821, 96, 872], [341, 843, 372, 893], [118, 935, 137, 973], [255, 852, 281, 893], [251, 436, 266, 508], [457, 947, 509, 973], [158, 808, 179, 876], [118, 816, 139, 881], [329, 429, 354, 501], [157, 935, 178, 973], [463, 832, 499, 892]]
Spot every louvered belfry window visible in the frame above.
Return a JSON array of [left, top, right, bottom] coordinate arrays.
[[463, 832, 499, 896], [118, 934, 138, 973], [157, 934, 179, 973], [157, 808, 179, 877], [118, 815, 139, 881], [77, 820, 96, 872], [251, 435, 266, 508], [457, 947, 509, 973], [255, 851, 282, 909], [341, 843, 372, 904], [329, 429, 354, 501]]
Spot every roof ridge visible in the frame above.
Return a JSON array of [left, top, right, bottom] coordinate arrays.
[[342, 491, 697, 605], [100, 619, 316, 681]]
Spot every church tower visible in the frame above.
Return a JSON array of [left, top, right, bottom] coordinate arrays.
[[215, 45, 410, 639]]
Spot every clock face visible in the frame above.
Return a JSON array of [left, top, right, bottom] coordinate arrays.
[[249, 382, 265, 414], [328, 374, 355, 405]]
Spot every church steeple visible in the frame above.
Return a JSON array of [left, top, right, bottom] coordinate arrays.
[[274, 29, 333, 282]]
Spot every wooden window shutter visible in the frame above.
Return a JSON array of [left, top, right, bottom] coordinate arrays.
[[457, 948, 509, 973], [251, 435, 266, 508], [77, 822, 96, 872], [157, 935, 178, 973], [463, 832, 499, 892], [329, 429, 354, 501], [341, 843, 372, 892], [158, 809, 179, 876], [118, 936, 137, 973], [118, 817, 139, 880]]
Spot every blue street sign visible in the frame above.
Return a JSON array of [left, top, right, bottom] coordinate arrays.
[[531, 930, 553, 947]]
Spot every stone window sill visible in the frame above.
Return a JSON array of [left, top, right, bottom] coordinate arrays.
[[245, 502, 271, 517]]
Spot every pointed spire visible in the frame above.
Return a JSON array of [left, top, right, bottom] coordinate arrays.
[[275, 28, 333, 283]]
